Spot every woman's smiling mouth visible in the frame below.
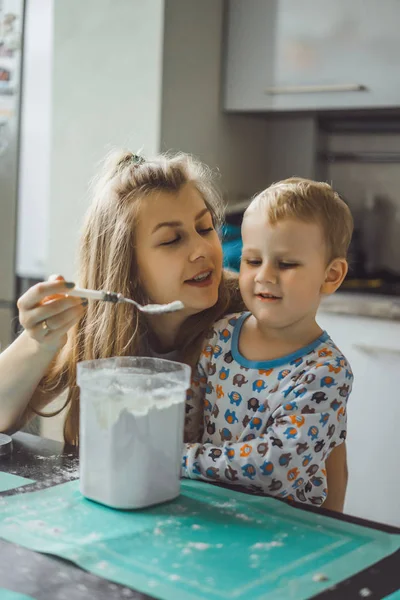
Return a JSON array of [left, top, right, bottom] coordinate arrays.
[[185, 270, 213, 287]]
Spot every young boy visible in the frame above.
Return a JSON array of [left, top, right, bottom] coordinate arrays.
[[182, 178, 354, 507]]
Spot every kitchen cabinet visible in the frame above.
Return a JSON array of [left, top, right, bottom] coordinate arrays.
[[224, 0, 400, 112], [316, 309, 400, 527]]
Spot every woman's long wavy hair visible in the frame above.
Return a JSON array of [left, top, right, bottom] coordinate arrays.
[[30, 150, 243, 445]]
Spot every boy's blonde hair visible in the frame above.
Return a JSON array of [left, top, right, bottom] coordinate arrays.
[[245, 177, 354, 262], [27, 150, 243, 445]]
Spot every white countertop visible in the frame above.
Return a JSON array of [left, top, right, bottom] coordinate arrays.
[[319, 292, 400, 320]]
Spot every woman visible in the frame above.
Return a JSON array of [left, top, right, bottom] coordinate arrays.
[[0, 150, 347, 510]]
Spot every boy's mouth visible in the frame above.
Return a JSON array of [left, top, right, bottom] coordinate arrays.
[[256, 292, 282, 301]]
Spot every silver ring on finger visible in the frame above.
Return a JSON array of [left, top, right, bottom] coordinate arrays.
[[41, 319, 50, 335]]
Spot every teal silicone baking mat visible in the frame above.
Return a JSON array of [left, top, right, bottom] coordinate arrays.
[[0, 479, 398, 600], [0, 472, 34, 493], [0, 590, 35, 600]]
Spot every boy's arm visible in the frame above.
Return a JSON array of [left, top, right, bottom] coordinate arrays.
[[181, 362, 352, 505], [323, 442, 348, 512]]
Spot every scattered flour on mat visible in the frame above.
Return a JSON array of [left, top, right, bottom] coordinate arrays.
[[312, 573, 329, 582], [249, 554, 260, 569], [191, 524, 203, 530], [96, 561, 109, 570], [27, 519, 46, 528], [168, 574, 181, 581], [170, 504, 188, 514], [187, 542, 210, 550], [80, 532, 101, 543], [359, 589, 372, 598], [251, 541, 284, 550], [250, 554, 259, 561], [182, 541, 223, 552], [235, 513, 253, 521], [213, 500, 236, 509], [156, 519, 174, 527]]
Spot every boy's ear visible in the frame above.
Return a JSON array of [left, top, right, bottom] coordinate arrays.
[[321, 258, 348, 295]]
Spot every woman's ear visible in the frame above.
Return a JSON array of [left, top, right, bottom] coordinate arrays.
[[321, 258, 348, 295]]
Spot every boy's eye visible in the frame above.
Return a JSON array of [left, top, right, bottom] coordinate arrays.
[[198, 227, 214, 235], [279, 262, 299, 269]]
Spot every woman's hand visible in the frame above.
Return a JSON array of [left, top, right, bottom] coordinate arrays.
[[17, 275, 86, 353]]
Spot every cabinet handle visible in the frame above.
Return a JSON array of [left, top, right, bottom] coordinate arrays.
[[265, 84, 367, 95], [353, 343, 400, 356]]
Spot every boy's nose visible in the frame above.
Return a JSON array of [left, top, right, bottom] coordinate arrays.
[[254, 262, 278, 285]]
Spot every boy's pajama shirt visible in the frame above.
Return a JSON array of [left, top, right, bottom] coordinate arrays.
[[182, 312, 353, 506]]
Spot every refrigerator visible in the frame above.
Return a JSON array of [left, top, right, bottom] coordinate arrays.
[[0, 0, 24, 350]]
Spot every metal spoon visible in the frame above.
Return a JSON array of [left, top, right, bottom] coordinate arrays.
[[66, 287, 184, 314]]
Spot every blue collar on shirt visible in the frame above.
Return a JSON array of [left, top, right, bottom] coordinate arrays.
[[231, 312, 330, 369]]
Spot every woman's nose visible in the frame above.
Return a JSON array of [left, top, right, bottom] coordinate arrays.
[[188, 233, 209, 262]]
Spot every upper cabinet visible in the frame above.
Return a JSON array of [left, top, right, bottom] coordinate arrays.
[[223, 0, 400, 112]]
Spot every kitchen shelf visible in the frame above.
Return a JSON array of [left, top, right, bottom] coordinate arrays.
[[319, 151, 400, 164]]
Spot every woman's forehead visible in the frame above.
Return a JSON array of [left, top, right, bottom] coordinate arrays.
[[137, 184, 208, 228]]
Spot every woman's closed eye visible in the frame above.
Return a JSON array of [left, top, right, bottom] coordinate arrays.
[[160, 236, 181, 246], [159, 227, 214, 246]]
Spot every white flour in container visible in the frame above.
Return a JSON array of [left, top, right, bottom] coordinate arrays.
[[80, 378, 186, 510]]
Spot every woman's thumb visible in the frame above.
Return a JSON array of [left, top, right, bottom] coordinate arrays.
[[48, 274, 65, 282]]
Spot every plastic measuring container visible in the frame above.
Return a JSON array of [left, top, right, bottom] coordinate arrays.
[[77, 356, 191, 509]]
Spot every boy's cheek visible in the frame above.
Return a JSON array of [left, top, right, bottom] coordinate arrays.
[[239, 277, 251, 294]]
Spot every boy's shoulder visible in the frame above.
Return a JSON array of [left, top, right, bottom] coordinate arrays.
[[296, 331, 349, 362], [204, 311, 247, 341], [300, 333, 353, 382], [318, 334, 351, 365]]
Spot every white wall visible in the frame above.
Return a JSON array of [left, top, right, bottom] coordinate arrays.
[[161, 0, 273, 203], [35, 0, 318, 281], [48, 0, 165, 280], [17, 0, 53, 278]]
